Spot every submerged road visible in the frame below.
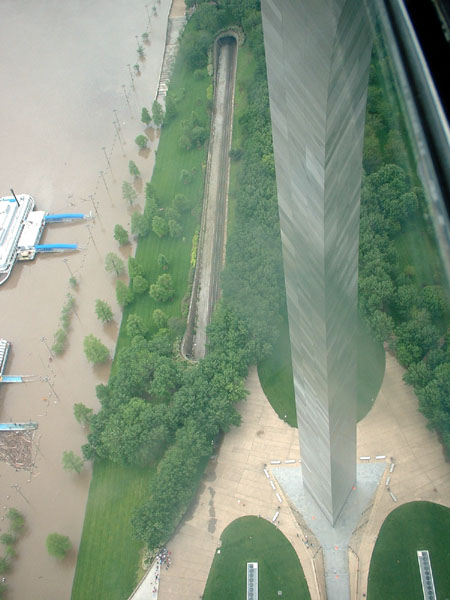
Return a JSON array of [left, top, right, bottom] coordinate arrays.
[[183, 36, 238, 360]]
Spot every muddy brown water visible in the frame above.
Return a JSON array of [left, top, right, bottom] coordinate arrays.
[[0, 0, 173, 597]]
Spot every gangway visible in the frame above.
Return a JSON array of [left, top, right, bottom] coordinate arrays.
[[34, 243, 78, 253], [44, 212, 91, 223], [0, 374, 40, 384], [0, 422, 38, 431]]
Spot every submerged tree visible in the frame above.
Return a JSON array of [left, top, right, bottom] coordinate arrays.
[[46, 533, 72, 559], [105, 252, 125, 277], [83, 334, 110, 364], [62, 450, 84, 474], [122, 180, 138, 205], [95, 299, 113, 323]]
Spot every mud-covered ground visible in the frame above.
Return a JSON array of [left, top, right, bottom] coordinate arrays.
[[0, 0, 171, 597]]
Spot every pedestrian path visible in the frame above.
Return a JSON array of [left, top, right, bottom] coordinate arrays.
[[129, 559, 160, 600]]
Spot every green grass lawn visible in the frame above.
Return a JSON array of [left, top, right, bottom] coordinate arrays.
[[71, 461, 155, 600], [367, 501, 450, 600], [202, 516, 311, 600], [258, 310, 385, 427]]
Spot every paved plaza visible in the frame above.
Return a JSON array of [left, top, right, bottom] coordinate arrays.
[[155, 352, 450, 600]]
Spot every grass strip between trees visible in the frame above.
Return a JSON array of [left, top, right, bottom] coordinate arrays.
[[203, 516, 311, 600], [71, 461, 155, 600]]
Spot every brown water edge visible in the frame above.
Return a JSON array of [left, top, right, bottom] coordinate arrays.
[[0, 0, 173, 598]]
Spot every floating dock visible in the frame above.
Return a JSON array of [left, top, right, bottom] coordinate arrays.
[[0, 422, 38, 431]]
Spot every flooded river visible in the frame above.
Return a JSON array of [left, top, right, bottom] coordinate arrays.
[[0, 0, 172, 597]]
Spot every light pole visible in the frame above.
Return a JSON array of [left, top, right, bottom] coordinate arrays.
[[99, 170, 112, 205], [63, 258, 73, 277], [113, 108, 121, 132], [114, 122, 126, 156], [12, 484, 30, 505], [40, 336, 53, 357], [127, 64, 135, 91], [89, 194, 101, 220], [122, 84, 133, 118], [102, 146, 113, 176], [86, 223, 100, 256]]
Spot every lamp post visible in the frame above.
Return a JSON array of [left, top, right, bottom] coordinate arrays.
[[113, 108, 121, 132], [102, 145, 112, 174], [114, 122, 126, 156], [127, 64, 135, 91], [122, 84, 133, 118], [40, 336, 53, 357], [63, 258, 73, 277]]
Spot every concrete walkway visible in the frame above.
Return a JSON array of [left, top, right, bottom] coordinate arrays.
[[157, 366, 322, 599], [129, 560, 160, 600], [352, 352, 450, 598], [156, 352, 450, 600]]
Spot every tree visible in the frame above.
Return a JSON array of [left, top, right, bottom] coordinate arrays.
[[122, 180, 137, 206], [152, 100, 164, 127], [95, 299, 113, 323], [6, 509, 24, 534], [62, 450, 84, 474], [116, 280, 134, 308], [131, 211, 150, 238], [421, 286, 447, 321], [126, 314, 149, 338], [73, 402, 93, 426], [128, 257, 144, 279], [0, 557, 10, 574], [0, 533, 15, 546], [180, 169, 192, 185], [105, 252, 124, 277], [153, 309, 168, 329], [114, 224, 129, 246], [191, 126, 207, 146], [83, 334, 110, 364], [129, 160, 140, 178], [157, 254, 169, 271], [141, 107, 151, 126], [165, 96, 177, 121], [46, 533, 71, 559], [149, 274, 175, 303], [133, 275, 148, 295], [174, 194, 189, 213], [135, 134, 148, 150], [152, 216, 169, 238], [168, 219, 182, 238]]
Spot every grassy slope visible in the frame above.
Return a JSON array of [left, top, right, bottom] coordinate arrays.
[[72, 36, 210, 600], [71, 461, 155, 600], [258, 310, 385, 426], [367, 501, 450, 600], [202, 516, 311, 600]]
